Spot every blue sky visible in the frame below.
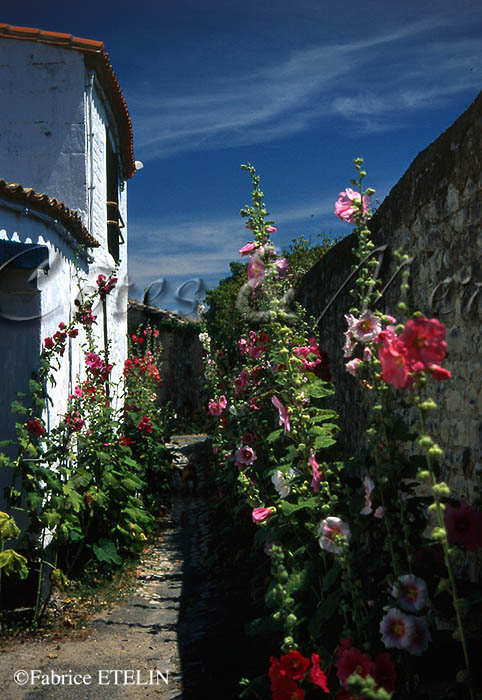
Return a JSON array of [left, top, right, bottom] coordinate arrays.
[[3, 0, 482, 313]]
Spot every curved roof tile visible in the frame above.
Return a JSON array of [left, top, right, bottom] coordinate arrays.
[[0, 179, 100, 248], [0, 23, 136, 179]]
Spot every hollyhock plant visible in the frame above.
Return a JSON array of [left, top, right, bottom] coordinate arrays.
[[293, 337, 323, 371], [378, 335, 411, 389], [318, 517, 351, 554], [266, 225, 277, 233], [271, 395, 291, 433], [334, 188, 370, 224], [379, 608, 415, 650], [252, 507, 275, 524], [444, 499, 482, 551], [391, 574, 428, 612], [405, 615, 431, 656]]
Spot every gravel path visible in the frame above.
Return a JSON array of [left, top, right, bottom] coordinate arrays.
[[0, 435, 255, 700]]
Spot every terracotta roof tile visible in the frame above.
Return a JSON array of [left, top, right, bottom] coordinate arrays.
[[0, 24, 135, 179], [0, 179, 100, 248]]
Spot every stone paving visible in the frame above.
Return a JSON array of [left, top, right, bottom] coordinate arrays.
[[0, 434, 249, 700]]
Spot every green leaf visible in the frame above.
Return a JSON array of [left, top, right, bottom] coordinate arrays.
[[0, 548, 29, 579], [305, 381, 333, 399], [314, 434, 336, 449], [0, 512, 20, 541], [280, 497, 319, 516], [267, 429, 283, 444], [10, 400, 27, 415], [310, 409, 339, 423], [92, 538, 121, 565], [321, 560, 341, 592]]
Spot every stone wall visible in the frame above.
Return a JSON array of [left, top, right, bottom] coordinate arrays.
[[297, 91, 482, 501], [128, 299, 204, 426]]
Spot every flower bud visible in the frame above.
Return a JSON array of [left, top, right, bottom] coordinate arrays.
[[428, 444, 443, 459]]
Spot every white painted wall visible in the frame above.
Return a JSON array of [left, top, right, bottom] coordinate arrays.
[[0, 39, 129, 467]]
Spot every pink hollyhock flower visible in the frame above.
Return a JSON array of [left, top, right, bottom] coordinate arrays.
[[208, 399, 222, 416], [266, 225, 277, 233], [335, 188, 370, 224], [378, 336, 411, 389], [346, 358, 362, 376], [360, 475, 375, 515], [26, 418, 45, 437], [392, 574, 428, 612], [336, 645, 374, 686], [252, 507, 274, 524], [235, 445, 256, 467], [309, 654, 329, 693], [380, 608, 415, 650], [238, 338, 248, 354], [67, 411, 84, 432], [318, 517, 351, 554], [86, 352, 103, 370], [347, 311, 381, 343], [250, 396, 262, 410], [279, 650, 310, 681], [444, 500, 482, 551], [405, 615, 431, 656], [428, 364, 451, 381], [275, 257, 289, 278], [309, 450, 323, 493], [374, 506, 385, 519], [73, 384, 83, 397], [294, 337, 322, 371], [239, 241, 257, 256], [137, 416, 153, 433], [234, 369, 249, 394], [218, 395, 227, 410], [248, 343, 268, 359], [363, 346, 372, 360], [271, 395, 291, 433], [399, 317, 447, 369], [373, 653, 396, 693], [247, 252, 266, 289]]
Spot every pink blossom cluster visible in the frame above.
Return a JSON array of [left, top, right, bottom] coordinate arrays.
[[378, 317, 450, 389], [137, 416, 153, 434], [334, 188, 371, 224], [208, 394, 227, 416], [96, 274, 118, 301], [43, 321, 79, 356], [85, 352, 112, 383], [293, 337, 324, 372], [65, 410, 84, 432]]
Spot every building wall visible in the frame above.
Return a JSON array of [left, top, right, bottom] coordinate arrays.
[[297, 91, 482, 501], [0, 40, 88, 215], [0, 39, 128, 413]]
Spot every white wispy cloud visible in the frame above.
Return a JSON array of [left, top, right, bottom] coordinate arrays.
[[127, 14, 480, 158]]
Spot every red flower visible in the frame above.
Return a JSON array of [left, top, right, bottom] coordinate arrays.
[[26, 419, 45, 437], [43, 336, 55, 350], [444, 500, 482, 551], [336, 646, 374, 687], [279, 650, 310, 680], [308, 654, 329, 693], [118, 436, 135, 446], [399, 317, 447, 369], [378, 336, 411, 389], [137, 416, 153, 434], [428, 364, 451, 381], [68, 328, 79, 338], [269, 656, 306, 700]]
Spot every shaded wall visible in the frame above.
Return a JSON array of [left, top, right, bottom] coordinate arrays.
[[298, 91, 482, 501], [128, 299, 204, 425]]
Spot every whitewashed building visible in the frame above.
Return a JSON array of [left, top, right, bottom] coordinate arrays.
[[0, 25, 136, 463]]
